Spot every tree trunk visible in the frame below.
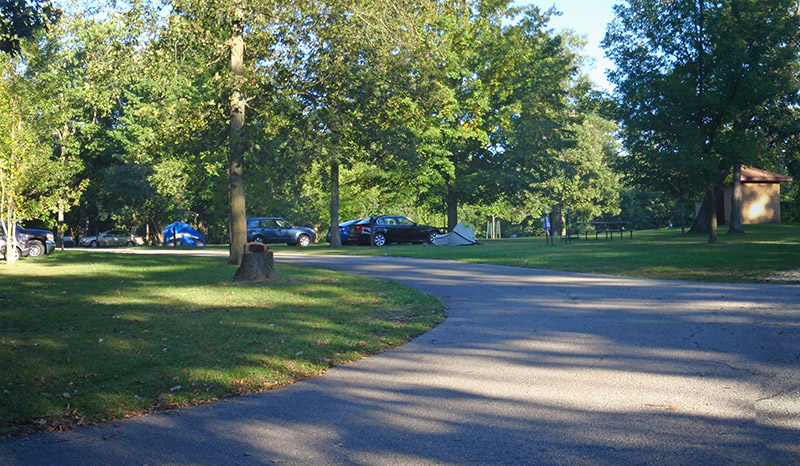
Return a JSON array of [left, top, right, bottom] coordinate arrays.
[[707, 186, 718, 243], [57, 200, 65, 250], [446, 187, 458, 232], [680, 197, 685, 234], [728, 163, 744, 234], [689, 184, 714, 234], [227, 16, 247, 265], [55, 129, 66, 250], [234, 243, 275, 282], [329, 158, 342, 247]]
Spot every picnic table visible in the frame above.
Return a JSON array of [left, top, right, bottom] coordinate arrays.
[[589, 221, 633, 240]]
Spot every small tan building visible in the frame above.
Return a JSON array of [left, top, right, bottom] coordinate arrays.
[[718, 166, 793, 225]]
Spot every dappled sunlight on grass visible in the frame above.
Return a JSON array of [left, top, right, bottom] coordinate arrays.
[[0, 252, 444, 437]]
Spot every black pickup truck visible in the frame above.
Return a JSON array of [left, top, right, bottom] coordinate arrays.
[[17, 225, 56, 257]]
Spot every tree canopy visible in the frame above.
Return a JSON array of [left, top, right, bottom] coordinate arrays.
[[0, 0, 641, 261], [0, 0, 59, 55], [604, 0, 800, 242]]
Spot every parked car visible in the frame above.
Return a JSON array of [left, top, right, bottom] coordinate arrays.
[[325, 218, 363, 244], [17, 225, 56, 257], [78, 235, 96, 247], [246, 217, 315, 247], [62, 236, 76, 248], [79, 230, 145, 247], [0, 231, 30, 261], [347, 215, 442, 247]]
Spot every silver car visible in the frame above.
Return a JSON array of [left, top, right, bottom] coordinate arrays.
[[79, 230, 144, 247]]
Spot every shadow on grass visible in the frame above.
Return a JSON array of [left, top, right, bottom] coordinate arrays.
[[0, 252, 443, 437]]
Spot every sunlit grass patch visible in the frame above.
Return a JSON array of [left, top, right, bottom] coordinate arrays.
[[290, 223, 800, 283], [0, 252, 444, 437]]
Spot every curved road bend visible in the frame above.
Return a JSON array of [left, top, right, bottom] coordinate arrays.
[[1, 252, 799, 465]]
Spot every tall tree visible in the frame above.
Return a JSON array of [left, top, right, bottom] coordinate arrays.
[[286, 0, 435, 247], [539, 113, 621, 234], [604, 0, 800, 242], [170, 0, 306, 263], [21, 12, 95, 245], [227, 0, 247, 262], [403, 1, 576, 231], [0, 59, 49, 262]]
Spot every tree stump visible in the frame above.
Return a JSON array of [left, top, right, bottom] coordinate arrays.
[[234, 242, 276, 282]]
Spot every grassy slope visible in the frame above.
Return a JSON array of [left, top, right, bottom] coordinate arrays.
[[0, 252, 444, 437], [290, 223, 800, 283]]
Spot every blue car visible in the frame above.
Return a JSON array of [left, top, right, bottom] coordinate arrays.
[[246, 217, 316, 247], [325, 218, 363, 244]]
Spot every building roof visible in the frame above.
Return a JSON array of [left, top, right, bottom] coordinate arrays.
[[740, 166, 793, 183]]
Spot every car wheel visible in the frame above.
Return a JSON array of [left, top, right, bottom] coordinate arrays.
[[126, 241, 134, 247], [373, 232, 386, 247], [90, 240, 97, 248], [253, 236, 265, 243], [428, 232, 438, 244], [297, 235, 311, 247], [28, 240, 44, 257], [7, 246, 21, 261]]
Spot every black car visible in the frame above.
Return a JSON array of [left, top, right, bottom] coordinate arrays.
[[246, 217, 316, 247], [347, 215, 442, 247]]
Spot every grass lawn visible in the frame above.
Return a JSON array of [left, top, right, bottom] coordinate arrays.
[[0, 252, 444, 437], [290, 223, 800, 283]]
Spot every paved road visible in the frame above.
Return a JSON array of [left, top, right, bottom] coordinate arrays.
[[2, 253, 799, 465]]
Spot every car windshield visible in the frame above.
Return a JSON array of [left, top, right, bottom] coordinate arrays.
[[276, 219, 293, 228]]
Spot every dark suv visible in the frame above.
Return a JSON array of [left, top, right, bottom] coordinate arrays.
[[17, 225, 56, 257], [246, 217, 315, 247]]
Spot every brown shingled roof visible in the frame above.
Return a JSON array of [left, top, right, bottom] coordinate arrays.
[[740, 166, 793, 183]]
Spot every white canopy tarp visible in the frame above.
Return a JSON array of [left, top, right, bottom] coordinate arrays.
[[432, 221, 477, 246]]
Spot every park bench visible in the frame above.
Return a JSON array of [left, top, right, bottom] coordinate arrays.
[[589, 221, 634, 240]]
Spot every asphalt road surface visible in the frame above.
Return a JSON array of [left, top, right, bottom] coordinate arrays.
[[2, 252, 799, 465]]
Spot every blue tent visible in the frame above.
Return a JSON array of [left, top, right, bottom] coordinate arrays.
[[162, 222, 205, 246]]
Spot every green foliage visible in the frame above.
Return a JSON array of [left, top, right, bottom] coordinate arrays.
[[0, 58, 53, 255], [0, 0, 59, 55], [603, 189, 683, 230], [537, 113, 621, 226], [0, 0, 628, 246]]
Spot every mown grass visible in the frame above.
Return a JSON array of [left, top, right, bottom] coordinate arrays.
[[0, 252, 444, 437], [292, 223, 800, 283]]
